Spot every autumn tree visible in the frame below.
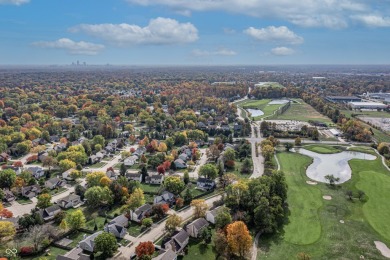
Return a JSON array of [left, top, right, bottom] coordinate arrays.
[[377, 142, 389, 155], [164, 176, 185, 195], [199, 164, 218, 180], [135, 241, 155, 259], [0, 203, 13, 219], [295, 137, 302, 146], [191, 199, 208, 218], [165, 214, 182, 234], [65, 209, 86, 230], [126, 188, 145, 211], [59, 159, 76, 172], [42, 156, 57, 172], [0, 221, 16, 240], [86, 171, 106, 187], [226, 221, 252, 258], [37, 193, 52, 209]]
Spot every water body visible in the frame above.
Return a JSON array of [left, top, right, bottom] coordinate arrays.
[[292, 148, 376, 183], [269, 99, 289, 105], [247, 108, 264, 117]]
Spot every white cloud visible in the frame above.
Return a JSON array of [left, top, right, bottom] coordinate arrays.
[[0, 0, 29, 5], [126, 0, 371, 28], [352, 14, 390, 27], [32, 38, 105, 55], [69, 17, 198, 45], [192, 47, 237, 57], [271, 47, 295, 56], [244, 26, 304, 45]]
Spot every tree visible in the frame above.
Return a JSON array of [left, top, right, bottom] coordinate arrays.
[[100, 176, 112, 187], [152, 204, 169, 219], [262, 145, 275, 161], [176, 198, 184, 208], [59, 219, 68, 231], [0, 221, 15, 240], [224, 148, 236, 162], [183, 188, 193, 203], [215, 207, 232, 229], [120, 163, 127, 176], [37, 193, 52, 209], [377, 142, 389, 155], [206, 145, 220, 161], [0, 203, 13, 219], [140, 165, 148, 182], [200, 226, 212, 244], [324, 174, 339, 186], [65, 209, 86, 230], [135, 241, 155, 259], [346, 190, 353, 200], [94, 232, 118, 257], [240, 158, 252, 174], [0, 169, 16, 189], [126, 188, 145, 210], [226, 221, 252, 258], [297, 252, 311, 260], [357, 190, 365, 201], [59, 159, 76, 172], [165, 214, 182, 234], [92, 135, 105, 147], [285, 142, 293, 151], [199, 164, 218, 180], [183, 170, 190, 184], [69, 170, 82, 180], [86, 171, 106, 187], [164, 176, 185, 195], [157, 164, 166, 175], [141, 218, 153, 228], [226, 180, 249, 209], [27, 225, 47, 252], [214, 230, 228, 257], [42, 156, 57, 172], [295, 137, 302, 146], [191, 199, 208, 218], [84, 186, 113, 208]]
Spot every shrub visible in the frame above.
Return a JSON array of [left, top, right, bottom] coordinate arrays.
[[20, 246, 34, 256]]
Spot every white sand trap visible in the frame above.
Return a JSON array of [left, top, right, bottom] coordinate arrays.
[[306, 181, 318, 185], [374, 241, 390, 258], [340, 220, 344, 224], [323, 195, 332, 200]]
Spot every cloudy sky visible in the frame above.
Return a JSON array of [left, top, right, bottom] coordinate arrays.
[[1, 0, 390, 65]]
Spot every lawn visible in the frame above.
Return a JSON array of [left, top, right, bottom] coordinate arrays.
[[303, 144, 342, 154], [341, 109, 390, 119], [139, 183, 163, 194], [224, 160, 251, 179], [68, 231, 91, 248], [89, 162, 106, 168], [258, 149, 389, 260], [85, 216, 107, 231], [128, 222, 143, 237], [49, 187, 68, 196], [272, 99, 333, 124], [16, 197, 32, 204], [28, 246, 68, 260], [239, 99, 286, 120], [181, 229, 217, 260]]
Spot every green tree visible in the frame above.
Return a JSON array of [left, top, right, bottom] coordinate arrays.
[[120, 163, 127, 176], [92, 135, 105, 147], [141, 218, 153, 228], [37, 193, 52, 209], [224, 148, 236, 161], [164, 176, 185, 195], [199, 227, 212, 244], [295, 137, 302, 146], [285, 142, 293, 151], [183, 170, 190, 184], [65, 209, 86, 230], [191, 199, 208, 218], [86, 171, 106, 187], [59, 159, 76, 172], [94, 232, 118, 257], [199, 164, 218, 180], [84, 186, 114, 208], [324, 174, 339, 186], [0, 169, 16, 189], [126, 188, 145, 210], [215, 207, 232, 229], [240, 158, 252, 174]]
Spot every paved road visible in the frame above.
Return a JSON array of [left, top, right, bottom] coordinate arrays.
[[249, 123, 265, 179], [114, 194, 222, 259]]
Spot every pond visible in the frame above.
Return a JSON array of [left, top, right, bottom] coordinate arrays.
[[269, 99, 289, 105], [247, 108, 264, 117], [292, 148, 376, 183]]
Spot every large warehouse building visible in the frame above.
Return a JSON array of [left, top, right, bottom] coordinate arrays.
[[348, 102, 388, 110], [326, 96, 361, 103]]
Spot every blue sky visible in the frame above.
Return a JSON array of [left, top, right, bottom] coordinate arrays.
[[1, 0, 390, 65]]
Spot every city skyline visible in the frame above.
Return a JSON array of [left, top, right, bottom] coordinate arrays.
[[1, 0, 390, 65]]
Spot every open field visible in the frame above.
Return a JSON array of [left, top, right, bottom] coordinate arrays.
[[258, 149, 389, 260], [272, 99, 333, 124], [341, 109, 390, 119], [303, 144, 343, 154], [239, 99, 286, 120], [180, 229, 217, 260], [254, 82, 285, 88]]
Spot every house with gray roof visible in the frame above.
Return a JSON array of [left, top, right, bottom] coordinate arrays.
[[104, 215, 128, 238], [152, 248, 178, 260], [22, 184, 41, 198], [205, 206, 222, 224], [126, 172, 142, 182], [186, 218, 209, 238], [79, 231, 103, 253], [26, 166, 45, 179], [164, 229, 189, 254], [39, 205, 62, 221], [45, 177, 66, 190], [174, 159, 187, 169], [57, 194, 81, 209], [2, 189, 15, 202], [130, 203, 152, 223], [56, 247, 90, 260], [145, 174, 164, 185], [153, 191, 175, 205]]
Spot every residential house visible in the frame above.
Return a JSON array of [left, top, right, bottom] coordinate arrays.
[[39, 205, 62, 221], [120, 131, 130, 138], [38, 151, 49, 162], [174, 159, 187, 169], [49, 135, 60, 143], [233, 122, 243, 132], [205, 206, 222, 224], [124, 155, 138, 166], [56, 247, 90, 260], [178, 154, 188, 162], [133, 147, 146, 157], [0, 152, 9, 162], [62, 168, 76, 181], [57, 194, 81, 209], [88, 155, 99, 165], [104, 214, 129, 238], [106, 169, 118, 180], [79, 231, 103, 253], [126, 173, 142, 182], [186, 218, 209, 238], [54, 143, 67, 153], [45, 177, 66, 190], [145, 175, 164, 185], [197, 122, 207, 131], [26, 166, 45, 179], [2, 165, 22, 175], [32, 138, 47, 146], [22, 185, 41, 198], [163, 229, 189, 254], [196, 178, 216, 191], [2, 189, 15, 202], [130, 203, 153, 223], [152, 248, 178, 260], [153, 191, 175, 205]]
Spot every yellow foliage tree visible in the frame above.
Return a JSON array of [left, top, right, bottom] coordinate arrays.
[[190, 199, 208, 218], [100, 176, 112, 187], [0, 221, 16, 240], [226, 221, 252, 258]]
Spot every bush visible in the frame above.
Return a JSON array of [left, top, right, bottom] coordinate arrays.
[[142, 218, 153, 228], [20, 246, 34, 256]]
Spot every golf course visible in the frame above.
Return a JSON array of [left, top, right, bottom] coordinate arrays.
[[258, 145, 390, 259]]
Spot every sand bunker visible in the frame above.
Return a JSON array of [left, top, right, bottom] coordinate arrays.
[[340, 220, 345, 224], [323, 195, 332, 200], [374, 241, 390, 258], [306, 181, 318, 185]]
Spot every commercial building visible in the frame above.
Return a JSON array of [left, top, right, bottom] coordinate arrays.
[[348, 102, 388, 110], [326, 96, 361, 103]]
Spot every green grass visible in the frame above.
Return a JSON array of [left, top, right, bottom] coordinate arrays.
[[16, 197, 33, 204], [272, 99, 333, 124], [89, 162, 106, 168], [128, 222, 143, 237], [303, 144, 342, 154], [239, 99, 286, 120], [182, 229, 217, 260], [28, 246, 68, 260], [139, 183, 162, 193], [341, 109, 390, 119], [85, 216, 107, 231], [68, 231, 91, 248], [258, 149, 389, 260], [224, 160, 251, 179], [347, 146, 377, 155], [49, 187, 68, 196]]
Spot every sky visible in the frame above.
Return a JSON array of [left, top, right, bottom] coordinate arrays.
[[1, 0, 390, 65]]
